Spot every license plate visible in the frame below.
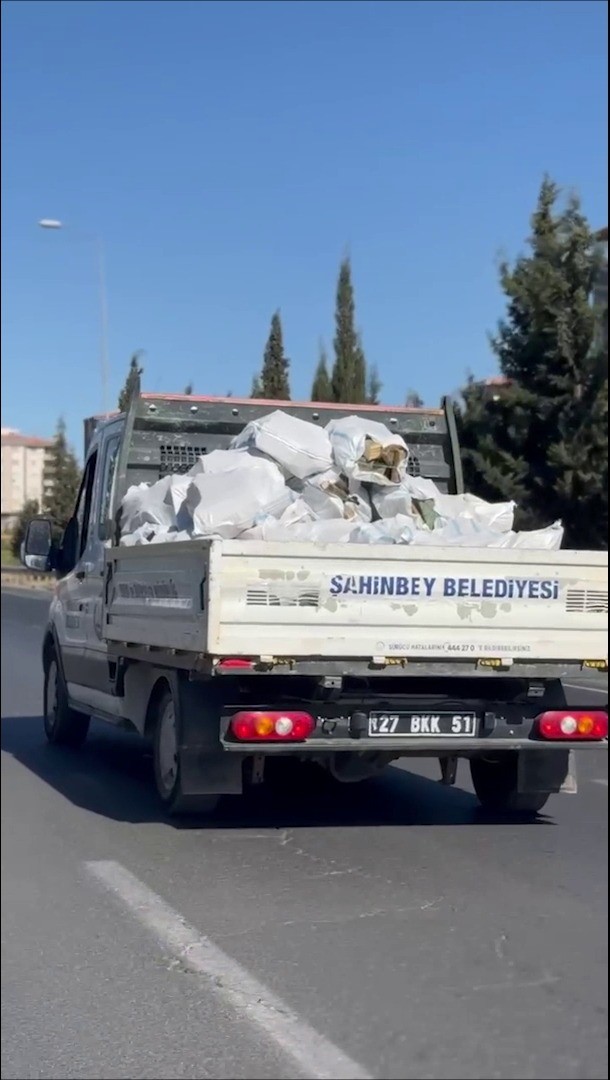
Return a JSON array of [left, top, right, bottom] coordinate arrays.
[[368, 712, 477, 737]]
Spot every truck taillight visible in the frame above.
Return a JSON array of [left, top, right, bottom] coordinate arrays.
[[217, 658, 254, 671], [230, 711, 315, 742], [537, 711, 608, 740]]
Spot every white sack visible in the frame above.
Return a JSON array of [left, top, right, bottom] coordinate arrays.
[[301, 483, 372, 523], [493, 522, 564, 551], [232, 410, 333, 479], [163, 475, 192, 528], [326, 416, 409, 485], [121, 525, 194, 547], [120, 478, 177, 536], [373, 477, 515, 534], [188, 447, 268, 476], [120, 523, 160, 546], [241, 515, 355, 544], [185, 459, 289, 538], [402, 518, 507, 548], [349, 515, 418, 545], [149, 529, 193, 545], [296, 467, 372, 523]]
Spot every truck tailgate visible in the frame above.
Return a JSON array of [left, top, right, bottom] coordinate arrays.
[[104, 540, 608, 664]]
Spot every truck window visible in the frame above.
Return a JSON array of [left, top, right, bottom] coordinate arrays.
[[74, 451, 98, 559], [98, 435, 120, 537]]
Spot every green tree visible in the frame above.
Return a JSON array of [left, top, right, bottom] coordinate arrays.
[[458, 177, 608, 549], [118, 352, 144, 412], [366, 365, 382, 405], [405, 389, 424, 407], [43, 418, 81, 533], [353, 334, 368, 404], [10, 499, 40, 560], [250, 373, 263, 398], [254, 311, 291, 399], [311, 343, 333, 401], [331, 257, 367, 403]]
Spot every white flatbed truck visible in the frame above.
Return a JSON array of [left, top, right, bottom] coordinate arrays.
[[22, 390, 608, 817]]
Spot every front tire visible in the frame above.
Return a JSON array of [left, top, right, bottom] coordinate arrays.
[[470, 755, 550, 816], [44, 654, 90, 748], [153, 690, 219, 817]]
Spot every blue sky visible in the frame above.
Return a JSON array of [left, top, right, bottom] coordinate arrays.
[[1, 0, 607, 451]]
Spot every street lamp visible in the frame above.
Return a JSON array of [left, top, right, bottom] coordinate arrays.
[[38, 218, 110, 415]]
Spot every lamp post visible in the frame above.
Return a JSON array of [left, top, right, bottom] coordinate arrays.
[[38, 219, 110, 415]]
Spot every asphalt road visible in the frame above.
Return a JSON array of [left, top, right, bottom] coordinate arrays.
[[1, 588, 608, 1080]]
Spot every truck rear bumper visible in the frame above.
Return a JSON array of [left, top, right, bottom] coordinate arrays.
[[219, 735, 607, 754]]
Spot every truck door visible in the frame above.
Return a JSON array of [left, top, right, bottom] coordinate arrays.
[[56, 429, 121, 697], [54, 449, 99, 685]]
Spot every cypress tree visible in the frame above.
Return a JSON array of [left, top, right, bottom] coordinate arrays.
[[118, 352, 144, 412], [311, 343, 333, 402], [258, 311, 291, 399], [366, 365, 382, 405], [43, 418, 81, 533], [405, 389, 424, 407], [331, 257, 365, 403]]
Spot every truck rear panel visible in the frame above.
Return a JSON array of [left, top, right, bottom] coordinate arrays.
[[104, 540, 608, 665]]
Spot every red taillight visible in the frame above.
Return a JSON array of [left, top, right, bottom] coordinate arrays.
[[537, 710, 608, 740], [229, 711, 316, 742], [217, 658, 254, 671]]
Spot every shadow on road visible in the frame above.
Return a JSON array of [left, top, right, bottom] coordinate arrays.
[[1, 714, 551, 830]]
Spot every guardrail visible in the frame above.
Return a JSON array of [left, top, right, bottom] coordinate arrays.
[[1, 564, 54, 589]]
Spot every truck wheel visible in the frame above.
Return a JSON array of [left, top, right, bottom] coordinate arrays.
[[44, 655, 90, 748], [153, 691, 219, 817], [470, 755, 550, 816]]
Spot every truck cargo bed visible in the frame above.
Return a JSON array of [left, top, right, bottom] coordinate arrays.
[[103, 540, 609, 665]]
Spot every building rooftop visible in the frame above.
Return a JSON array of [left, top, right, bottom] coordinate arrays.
[[1, 429, 54, 448]]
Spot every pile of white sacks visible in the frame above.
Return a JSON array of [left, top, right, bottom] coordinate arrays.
[[120, 410, 563, 550]]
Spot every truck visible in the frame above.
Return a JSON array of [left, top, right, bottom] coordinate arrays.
[[22, 389, 608, 818]]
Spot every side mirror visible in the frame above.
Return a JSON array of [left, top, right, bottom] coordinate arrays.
[[21, 517, 54, 572]]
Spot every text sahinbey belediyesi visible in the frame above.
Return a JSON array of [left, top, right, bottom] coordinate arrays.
[[328, 575, 560, 600]]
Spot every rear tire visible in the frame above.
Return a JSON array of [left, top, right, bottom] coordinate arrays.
[[153, 690, 219, 817], [44, 654, 90, 748], [470, 755, 550, 816]]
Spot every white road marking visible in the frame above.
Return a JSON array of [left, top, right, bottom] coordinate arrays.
[[86, 859, 371, 1080], [591, 778, 608, 787], [563, 683, 608, 696]]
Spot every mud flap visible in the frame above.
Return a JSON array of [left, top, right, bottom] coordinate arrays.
[[179, 747, 244, 796], [517, 749, 571, 795], [560, 750, 578, 795], [174, 676, 244, 796]]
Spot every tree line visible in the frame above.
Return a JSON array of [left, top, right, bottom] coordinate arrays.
[[11, 176, 607, 555]]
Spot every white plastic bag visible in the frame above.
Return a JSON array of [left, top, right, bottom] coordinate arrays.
[[186, 459, 290, 538], [232, 410, 333, 479], [326, 416, 409, 485]]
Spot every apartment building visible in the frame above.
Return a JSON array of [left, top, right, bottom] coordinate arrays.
[[1, 428, 54, 532]]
